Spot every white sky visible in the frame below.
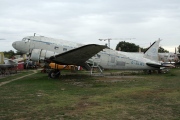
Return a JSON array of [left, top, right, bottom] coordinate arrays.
[[0, 0, 180, 52]]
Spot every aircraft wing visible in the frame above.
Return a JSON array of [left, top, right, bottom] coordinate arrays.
[[49, 44, 107, 67]]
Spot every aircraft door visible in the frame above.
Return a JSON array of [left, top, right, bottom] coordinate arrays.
[[107, 50, 116, 67], [108, 56, 116, 66], [30, 42, 35, 50]]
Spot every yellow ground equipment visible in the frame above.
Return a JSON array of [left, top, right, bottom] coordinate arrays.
[[47, 63, 80, 79], [49, 63, 78, 71]]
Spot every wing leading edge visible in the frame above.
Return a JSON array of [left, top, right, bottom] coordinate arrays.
[[49, 44, 107, 68]]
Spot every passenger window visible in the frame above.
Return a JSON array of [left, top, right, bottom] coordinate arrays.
[[54, 46, 59, 50], [97, 54, 101, 58], [63, 48, 67, 51]]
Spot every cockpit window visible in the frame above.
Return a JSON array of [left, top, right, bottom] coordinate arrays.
[[22, 38, 30, 42]]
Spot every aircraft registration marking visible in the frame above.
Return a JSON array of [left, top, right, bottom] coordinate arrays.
[[131, 60, 145, 66]]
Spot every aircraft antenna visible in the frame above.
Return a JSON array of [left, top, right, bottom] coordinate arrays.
[[33, 33, 44, 37], [99, 38, 135, 48]]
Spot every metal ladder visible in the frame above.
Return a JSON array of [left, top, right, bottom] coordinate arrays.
[[90, 59, 103, 76]]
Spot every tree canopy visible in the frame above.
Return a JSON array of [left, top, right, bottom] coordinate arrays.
[[3, 50, 23, 58], [115, 41, 169, 53], [115, 41, 139, 52], [178, 45, 180, 53], [158, 46, 169, 53], [3, 50, 15, 58]]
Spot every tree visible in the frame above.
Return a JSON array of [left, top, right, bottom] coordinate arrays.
[[141, 46, 169, 53], [115, 41, 139, 52], [116, 41, 169, 53], [15, 51, 24, 56], [178, 45, 180, 53], [158, 46, 169, 53], [3, 50, 24, 59], [3, 50, 15, 58]]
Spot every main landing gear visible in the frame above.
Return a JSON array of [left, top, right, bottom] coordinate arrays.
[[48, 69, 60, 79], [143, 69, 162, 74]]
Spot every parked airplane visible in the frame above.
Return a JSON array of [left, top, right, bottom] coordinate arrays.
[[159, 52, 179, 63], [12, 36, 164, 78], [158, 51, 179, 68]]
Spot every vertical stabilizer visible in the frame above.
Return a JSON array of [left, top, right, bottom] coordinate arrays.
[[144, 39, 160, 62], [0, 52, 4, 64]]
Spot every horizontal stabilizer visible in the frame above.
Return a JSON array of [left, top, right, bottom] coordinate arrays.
[[49, 44, 107, 67], [146, 63, 162, 68], [161, 63, 175, 68]]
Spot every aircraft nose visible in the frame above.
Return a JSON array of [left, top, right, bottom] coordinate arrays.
[[12, 42, 16, 49]]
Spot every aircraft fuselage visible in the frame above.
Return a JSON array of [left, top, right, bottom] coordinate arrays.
[[12, 36, 160, 70]]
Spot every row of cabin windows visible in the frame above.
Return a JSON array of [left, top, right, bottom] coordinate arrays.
[[54, 46, 67, 52], [23, 38, 68, 52]]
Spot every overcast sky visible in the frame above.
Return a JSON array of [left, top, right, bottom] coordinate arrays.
[[0, 0, 180, 52]]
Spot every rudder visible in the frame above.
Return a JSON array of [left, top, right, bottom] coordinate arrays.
[[144, 39, 160, 62]]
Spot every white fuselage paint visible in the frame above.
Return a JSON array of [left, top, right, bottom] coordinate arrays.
[[12, 36, 160, 70], [92, 49, 158, 70]]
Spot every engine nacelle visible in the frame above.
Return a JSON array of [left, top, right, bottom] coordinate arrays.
[[30, 49, 58, 62]]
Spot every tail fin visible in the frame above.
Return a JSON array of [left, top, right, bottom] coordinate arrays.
[[144, 39, 160, 62], [0, 52, 4, 64]]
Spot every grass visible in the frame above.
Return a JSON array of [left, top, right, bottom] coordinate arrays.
[[0, 69, 180, 120], [0, 70, 33, 83]]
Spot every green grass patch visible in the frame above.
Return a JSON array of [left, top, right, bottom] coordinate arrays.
[[0, 69, 180, 119], [0, 70, 33, 83]]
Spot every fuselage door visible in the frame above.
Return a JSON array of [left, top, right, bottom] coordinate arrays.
[[30, 40, 35, 50], [108, 56, 116, 66]]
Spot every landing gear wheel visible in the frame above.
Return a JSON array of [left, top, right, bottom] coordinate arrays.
[[158, 69, 162, 74], [148, 70, 152, 74], [48, 69, 60, 79]]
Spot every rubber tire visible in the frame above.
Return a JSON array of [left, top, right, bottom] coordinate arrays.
[[48, 70, 60, 79]]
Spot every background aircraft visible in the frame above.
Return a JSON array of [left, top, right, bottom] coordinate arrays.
[[0, 52, 18, 75], [12, 36, 165, 78], [159, 52, 179, 63], [158, 52, 179, 68]]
